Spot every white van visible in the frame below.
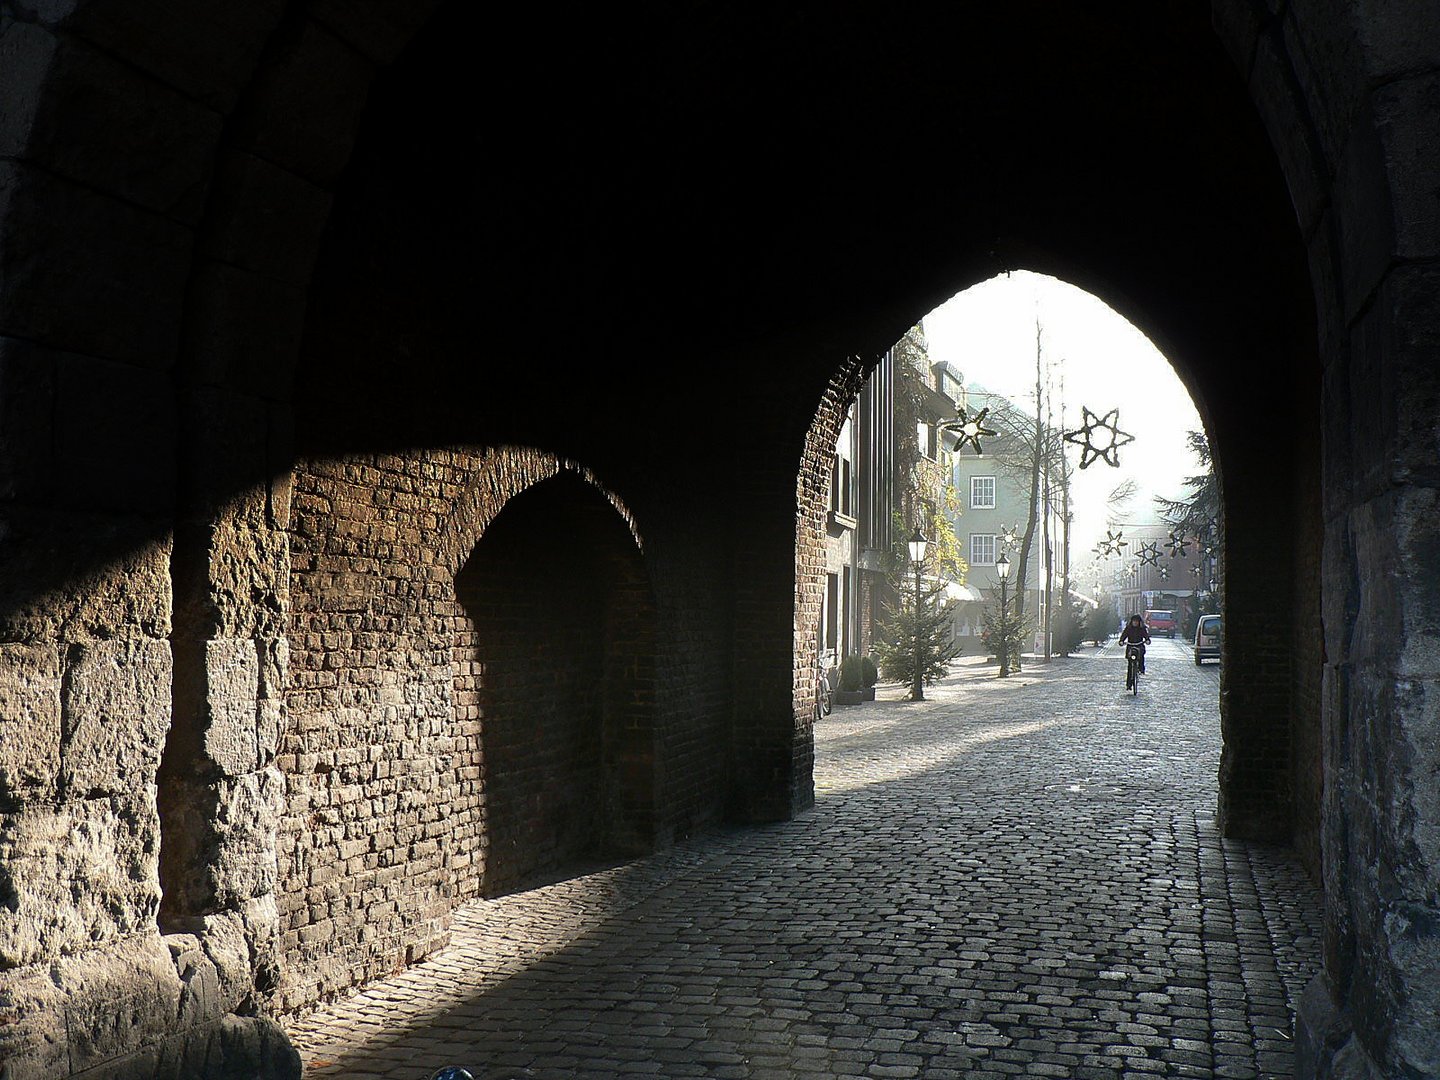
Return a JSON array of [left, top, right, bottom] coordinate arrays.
[[1194, 614, 1221, 665]]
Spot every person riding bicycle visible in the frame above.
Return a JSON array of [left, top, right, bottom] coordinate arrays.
[[1119, 614, 1151, 675]]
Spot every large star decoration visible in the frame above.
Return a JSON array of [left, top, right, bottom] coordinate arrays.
[[1096, 529, 1127, 557], [1167, 531, 1189, 558], [1137, 541, 1162, 566], [943, 407, 998, 455], [1064, 407, 1135, 469]]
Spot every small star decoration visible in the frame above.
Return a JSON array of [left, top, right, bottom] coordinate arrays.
[[1064, 407, 1135, 469], [1137, 541, 1162, 566], [1189, 565, 1203, 578], [1095, 530, 1128, 557], [1157, 564, 1171, 580], [1166, 531, 1189, 558], [943, 407, 998, 455]]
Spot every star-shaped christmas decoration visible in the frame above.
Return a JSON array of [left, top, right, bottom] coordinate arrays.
[[1096, 529, 1127, 557], [1063, 407, 1135, 469], [999, 523, 1020, 547], [1157, 564, 1171, 580], [1189, 564, 1203, 578], [1137, 541, 1162, 566], [942, 407, 998, 455], [1167, 530, 1189, 558]]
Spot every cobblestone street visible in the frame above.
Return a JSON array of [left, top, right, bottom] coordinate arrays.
[[288, 638, 1323, 1079]]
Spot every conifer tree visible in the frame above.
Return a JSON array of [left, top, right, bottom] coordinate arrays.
[[874, 560, 964, 696]]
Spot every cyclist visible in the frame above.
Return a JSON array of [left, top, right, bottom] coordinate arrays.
[[1119, 613, 1151, 687]]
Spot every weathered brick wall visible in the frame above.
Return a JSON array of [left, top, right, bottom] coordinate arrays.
[[280, 448, 661, 1009]]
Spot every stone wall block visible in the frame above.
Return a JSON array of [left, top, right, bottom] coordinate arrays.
[[1332, 108, 1395, 324], [155, 1013, 301, 1080], [308, 0, 443, 65], [0, 337, 56, 502], [1354, 0, 1440, 85], [227, 20, 376, 189], [1280, 1, 1365, 176], [203, 151, 334, 287], [1320, 662, 1355, 984], [0, 507, 172, 642], [256, 637, 289, 767], [23, 0, 286, 114], [0, 794, 161, 968], [1372, 74, 1440, 260], [1246, 32, 1329, 238], [1344, 669, 1440, 1076], [1392, 487, 1440, 679], [193, 908, 258, 1016], [0, 21, 222, 223], [208, 770, 282, 909], [56, 934, 180, 1075], [0, 161, 191, 366], [1320, 348, 1353, 521], [1382, 266, 1440, 490], [0, 962, 71, 1079], [0, 20, 58, 180], [202, 638, 260, 776], [1321, 510, 1356, 668], [60, 639, 172, 798], [0, 642, 60, 805], [1210, 0, 1264, 77], [184, 262, 309, 395], [55, 352, 177, 515], [1307, 213, 1347, 381], [1348, 498, 1402, 672]]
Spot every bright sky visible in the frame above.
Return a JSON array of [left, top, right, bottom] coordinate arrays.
[[922, 271, 1205, 557]]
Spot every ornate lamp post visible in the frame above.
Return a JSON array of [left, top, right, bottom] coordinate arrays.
[[908, 527, 928, 701], [996, 552, 1012, 678]]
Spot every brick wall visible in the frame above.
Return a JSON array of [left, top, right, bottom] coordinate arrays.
[[280, 447, 660, 1010]]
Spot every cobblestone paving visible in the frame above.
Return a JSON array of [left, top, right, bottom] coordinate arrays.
[[287, 638, 1322, 1079]]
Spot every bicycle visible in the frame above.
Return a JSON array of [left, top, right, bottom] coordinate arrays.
[[1125, 643, 1144, 694], [814, 651, 834, 721]]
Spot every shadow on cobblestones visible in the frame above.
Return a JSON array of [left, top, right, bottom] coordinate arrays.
[[288, 641, 1321, 1080]]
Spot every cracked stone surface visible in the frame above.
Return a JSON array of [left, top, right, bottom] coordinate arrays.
[[287, 638, 1322, 1079]]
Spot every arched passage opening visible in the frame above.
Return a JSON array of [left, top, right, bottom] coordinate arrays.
[[453, 472, 657, 896], [795, 263, 1322, 873]]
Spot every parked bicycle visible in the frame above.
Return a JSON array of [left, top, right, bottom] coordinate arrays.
[[814, 648, 835, 721]]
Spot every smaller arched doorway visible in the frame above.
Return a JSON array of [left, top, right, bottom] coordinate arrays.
[[454, 472, 657, 896]]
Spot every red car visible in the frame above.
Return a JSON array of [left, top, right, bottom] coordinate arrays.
[[1145, 609, 1177, 638]]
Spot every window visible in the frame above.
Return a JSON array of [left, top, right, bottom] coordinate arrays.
[[969, 533, 996, 566], [971, 475, 996, 509]]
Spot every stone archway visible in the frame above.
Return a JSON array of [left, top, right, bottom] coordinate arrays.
[[0, 2, 1434, 1077]]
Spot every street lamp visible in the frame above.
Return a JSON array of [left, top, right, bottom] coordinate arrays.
[[996, 552, 1012, 678], [908, 527, 927, 701]]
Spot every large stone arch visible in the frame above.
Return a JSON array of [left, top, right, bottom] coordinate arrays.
[[0, 2, 1434, 1076]]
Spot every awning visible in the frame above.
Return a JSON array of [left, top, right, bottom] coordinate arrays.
[[940, 581, 985, 603]]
